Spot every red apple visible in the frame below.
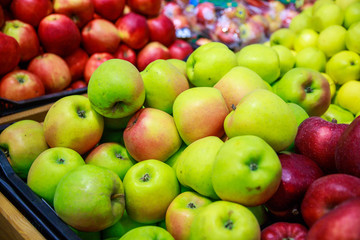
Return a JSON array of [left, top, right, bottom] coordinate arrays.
[[68, 80, 87, 90], [53, 0, 94, 28], [0, 5, 4, 28], [38, 14, 81, 57], [27, 53, 72, 93], [301, 173, 360, 227], [0, 0, 11, 7], [0, 32, 20, 76], [171, 14, 190, 29], [136, 41, 170, 71], [82, 19, 121, 55], [147, 14, 176, 47], [261, 222, 308, 240], [115, 12, 150, 50], [10, 0, 52, 27], [168, 39, 193, 60], [113, 43, 137, 66], [84, 52, 114, 83], [2, 20, 40, 62], [93, 0, 125, 21], [0, 70, 45, 101], [127, 0, 162, 18], [294, 117, 348, 174], [64, 48, 89, 81], [195, 2, 216, 25], [161, 2, 183, 19]]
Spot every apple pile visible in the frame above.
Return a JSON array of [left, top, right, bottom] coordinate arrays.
[[0, 0, 194, 102]]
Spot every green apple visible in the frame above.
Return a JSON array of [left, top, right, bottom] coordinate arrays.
[[322, 73, 337, 99], [176, 136, 223, 199], [312, 3, 344, 32], [164, 143, 187, 171], [273, 68, 331, 116], [345, 22, 360, 54], [103, 115, 134, 130], [165, 191, 212, 240], [85, 142, 135, 181], [0, 120, 48, 179], [317, 25, 347, 57], [213, 66, 271, 110], [27, 147, 85, 206], [172, 87, 229, 145], [186, 42, 238, 87], [343, 2, 360, 28], [321, 103, 355, 124], [71, 227, 101, 240], [166, 59, 187, 78], [293, 29, 319, 52], [356, 111, 360, 117], [335, 0, 360, 10], [289, 13, 313, 34], [295, 47, 327, 72], [334, 80, 360, 114], [99, 128, 125, 146], [140, 59, 189, 114], [53, 165, 125, 232], [189, 201, 261, 240], [224, 89, 298, 152], [272, 45, 296, 77], [247, 205, 268, 226], [119, 226, 174, 240], [123, 159, 180, 224], [312, 0, 335, 13], [212, 135, 282, 206], [288, 102, 310, 126], [325, 50, 360, 85], [236, 44, 280, 84], [87, 59, 145, 118], [269, 28, 296, 49]]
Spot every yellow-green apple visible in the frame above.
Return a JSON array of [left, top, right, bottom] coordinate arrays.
[[212, 135, 281, 207], [136, 41, 171, 71], [93, 0, 125, 21], [140, 59, 189, 114], [54, 164, 125, 232], [166, 59, 187, 78], [236, 44, 280, 84], [123, 159, 180, 224], [87, 59, 145, 118], [0, 120, 48, 179], [334, 80, 360, 114], [312, 2, 344, 32], [186, 42, 238, 87], [317, 25, 347, 58], [273, 67, 331, 116], [2, 20, 40, 62], [288, 103, 310, 126], [312, 0, 335, 13], [321, 104, 355, 124], [295, 47, 327, 72], [64, 48, 89, 81], [306, 197, 360, 240], [165, 191, 212, 240], [0, 70, 45, 101], [123, 108, 182, 162], [119, 226, 174, 240], [0, 32, 20, 75], [72, 228, 101, 240], [343, 2, 360, 28], [27, 53, 72, 93], [289, 12, 313, 33], [335, 0, 360, 10], [103, 114, 134, 130], [224, 89, 297, 152], [127, 0, 162, 18], [172, 87, 229, 145], [114, 44, 137, 66], [37, 13, 81, 57], [84, 52, 114, 84], [85, 142, 135, 181], [261, 222, 308, 240], [189, 201, 261, 240], [27, 147, 85, 206], [270, 28, 296, 49], [213, 66, 271, 110], [325, 50, 360, 85], [115, 12, 149, 50], [247, 205, 268, 226], [176, 136, 223, 199], [10, 0, 52, 27], [81, 19, 121, 55], [169, 39, 194, 60], [272, 45, 296, 77], [52, 0, 94, 28], [300, 173, 360, 227], [43, 95, 104, 155], [321, 73, 336, 99], [147, 14, 176, 47], [293, 29, 319, 52], [164, 143, 186, 172], [345, 22, 360, 54]]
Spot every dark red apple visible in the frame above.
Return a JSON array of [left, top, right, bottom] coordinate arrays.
[[301, 173, 360, 227], [93, 0, 125, 21], [53, 0, 94, 28], [38, 14, 81, 57], [127, 0, 162, 18], [84, 52, 114, 83], [306, 197, 360, 240], [0, 70, 45, 101], [169, 39, 193, 60], [147, 14, 176, 47], [261, 222, 308, 240], [335, 116, 360, 177], [69, 80, 87, 90], [64, 48, 89, 81], [113, 44, 137, 66], [0, 5, 4, 28], [10, 0, 52, 27], [0, 32, 20, 76], [136, 41, 170, 71], [0, 0, 11, 7], [115, 12, 150, 50], [294, 116, 348, 174]]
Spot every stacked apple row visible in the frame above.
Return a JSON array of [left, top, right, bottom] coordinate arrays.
[[0, 0, 194, 102]]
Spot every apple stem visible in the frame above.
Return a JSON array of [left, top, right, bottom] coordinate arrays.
[[224, 219, 233, 230], [111, 193, 124, 200], [140, 173, 150, 182], [231, 104, 236, 111]]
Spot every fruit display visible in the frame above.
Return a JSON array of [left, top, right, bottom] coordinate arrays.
[[1, 0, 360, 239]]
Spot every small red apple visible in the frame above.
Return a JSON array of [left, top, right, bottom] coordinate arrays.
[[10, 0, 52, 27], [0, 32, 20, 76], [70, 80, 87, 90], [93, 0, 125, 21], [147, 14, 176, 47], [84, 52, 114, 83], [53, 0, 94, 28], [261, 222, 308, 240], [127, 0, 162, 18], [64, 48, 89, 81], [136, 41, 170, 71], [113, 44, 137, 66], [169, 39, 193, 60]]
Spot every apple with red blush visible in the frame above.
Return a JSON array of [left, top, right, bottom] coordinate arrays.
[[169, 39, 193, 60], [136, 42, 170, 71], [69, 80, 87, 90], [84, 52, 114, 84], [52, 0, 94, 28], [261, 222, 308, 240], [10, 0, 52, 27], [93, 0, 125, 21], [113, 44, 137, 66], [127, 0, 162, 18], [162, 2, 183, 19], [147, 14, 176, 47], [0, 32, 20, 76], [64, 48, 89, 81]]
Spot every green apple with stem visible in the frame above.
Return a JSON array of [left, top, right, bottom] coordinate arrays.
[[293, 29, 319, 52], [0, 120, 48, 179], [119, 226, 174, 240], [312, 3, 344, 32], [321, 104, 355, 124], [343, 2, 360, 28], [345, 22, 360, 54], [87, 59, 145, 118], [269, 28, 296, 49], [289, 13, 313, 34], [272, 45, 296, 77], [334, 80, 360, 114], [317, 25, 347, 58], [295, 47, 327, 72]]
